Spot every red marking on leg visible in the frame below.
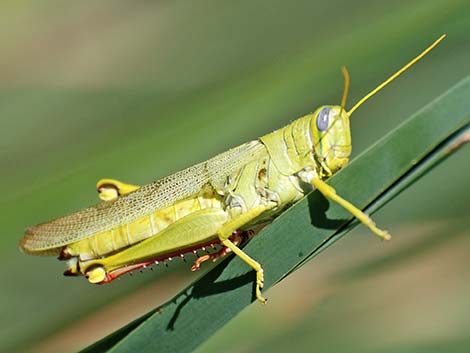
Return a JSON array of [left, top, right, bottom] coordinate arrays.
[[101, 238, 222, 283], [191, 254, 211, 271], [190, 230, 250, 271]]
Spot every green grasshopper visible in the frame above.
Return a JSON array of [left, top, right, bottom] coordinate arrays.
[[20, 35, 445, 303]]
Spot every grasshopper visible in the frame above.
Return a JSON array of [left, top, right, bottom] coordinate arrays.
[[20, 35, 445, 303]]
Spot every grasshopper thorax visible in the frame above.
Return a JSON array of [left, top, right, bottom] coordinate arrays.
[[311, 105, 351, 176], [260, 106, 351, 177]]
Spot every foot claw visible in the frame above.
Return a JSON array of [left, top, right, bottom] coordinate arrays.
[[257, 295, 268, 304], [256, 286, 267, 304], [376, 229, 391, 241], [255, 269, 266, 303]]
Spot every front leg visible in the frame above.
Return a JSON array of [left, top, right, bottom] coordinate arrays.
[[311, 176, 391, 240], [96, 178, 140, 201]]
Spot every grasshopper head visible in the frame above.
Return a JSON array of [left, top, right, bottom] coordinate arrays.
[[311, 35, 446, 176], [312, 105, 351, 174]]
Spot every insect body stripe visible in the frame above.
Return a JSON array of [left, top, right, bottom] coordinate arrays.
[[291, 117, 313, 159], [126, 224, 132, 246], [110, 229, 117, 252], [149, 213, 156, 235], [283, 125, 298, 168]]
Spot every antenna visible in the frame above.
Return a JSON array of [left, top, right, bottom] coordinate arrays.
[[339, 66, 350, 116], [347, 34, 446, 116]]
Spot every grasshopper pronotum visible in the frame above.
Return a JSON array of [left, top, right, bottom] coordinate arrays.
[[20, 35, 445, 303]]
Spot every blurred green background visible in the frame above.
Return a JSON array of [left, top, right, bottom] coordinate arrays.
[[0, 1, 468, 352]]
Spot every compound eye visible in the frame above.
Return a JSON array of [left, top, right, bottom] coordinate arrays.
[[316, 107, 330, 131]]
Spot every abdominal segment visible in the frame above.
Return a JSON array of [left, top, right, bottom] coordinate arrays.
[[61, 185, 227, 281], [68, 207, 230, 283]]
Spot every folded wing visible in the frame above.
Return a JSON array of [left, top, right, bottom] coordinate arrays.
[[20, 140, 267, 254]]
